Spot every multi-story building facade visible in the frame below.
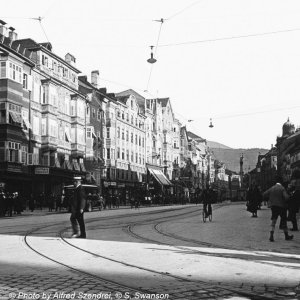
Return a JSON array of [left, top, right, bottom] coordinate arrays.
[[157, 98, 174, 179], [276, 118, 300, 184], [78, 71, 108, 189], [0, 22, 87, 201], [110, 90, 147, 199]]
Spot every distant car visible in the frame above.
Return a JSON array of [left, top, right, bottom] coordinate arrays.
[[63, 184, 103, 212]]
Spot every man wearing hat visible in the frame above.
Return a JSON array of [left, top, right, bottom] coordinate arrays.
[[70, 177, 87, 238]]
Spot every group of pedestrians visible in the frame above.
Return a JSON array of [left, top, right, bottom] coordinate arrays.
[[247, 175, 299, 242], [0, 191, 23, 217]]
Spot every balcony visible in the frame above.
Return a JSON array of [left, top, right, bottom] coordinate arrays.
[[31, 102, 42, 112], [71, 116, 85, 125], [71, 143, 85, 156], [41, 136, 58, 151], [42, 104, 57, 115], [31, 134, 42, 143], [57, 140, 71, 150]]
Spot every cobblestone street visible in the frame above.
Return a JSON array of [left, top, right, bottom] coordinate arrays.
[[0, 204, 300, 299]]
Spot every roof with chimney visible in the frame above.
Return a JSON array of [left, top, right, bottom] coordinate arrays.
[[0, 33, 34, 65], [78, 75, 116, 103], [13, 38, 81, 73]]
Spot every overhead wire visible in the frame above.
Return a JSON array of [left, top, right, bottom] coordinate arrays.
[[159, 26, 300, 47], [166, 0, 205, 21], [145, 19, 164, 92]]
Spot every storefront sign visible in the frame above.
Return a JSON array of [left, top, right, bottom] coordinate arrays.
[[7, 165, 22, 173], [35, 167, 50, 175], [104, 181, 117, 187]]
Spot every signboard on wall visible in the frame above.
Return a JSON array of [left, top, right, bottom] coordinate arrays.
[[35, 167, 50, 175]]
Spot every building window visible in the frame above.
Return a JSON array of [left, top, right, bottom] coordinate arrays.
[[122, 130, 125, 140], [142, 138, 144, 148], [107, 148, 110, 159], [139, 154, 141, 164], [135, 153, 138, 163], [117, 147, 120, 159], [122, 112, 124, 120], [117, 127, 120, 138], [97, 109, 101, 120], [106, 127, 110, 139], [126, 150, 129, 161], [135, 135, 137, 145], [139, 136, 141, 146], [126, 113, 129, 122], [0, 62, 6, 78], [122, 149, 125, 160], [92, 108, 96, 118], [87, 128, 92, 138], [126, 130, 129, 141], [131, 115, 133, 124], [23, 74, 28, 89], [131, 133, 133, 143], [131, 151, 134, 162], [8, 62, 22, 84]]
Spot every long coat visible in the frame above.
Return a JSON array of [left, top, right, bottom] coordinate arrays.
[[70, 185, 86, 214]]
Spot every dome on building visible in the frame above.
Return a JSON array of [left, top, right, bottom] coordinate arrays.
[[282, 118, 295, 137]]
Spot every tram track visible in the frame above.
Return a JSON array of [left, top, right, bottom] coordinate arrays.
[[57, 205, 276, 300], [20, 206, 204, 298], [18, 204, 296, 300]]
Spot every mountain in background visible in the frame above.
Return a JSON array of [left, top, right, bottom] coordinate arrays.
[[207, 141, 233, 149], [207, 141, 268, 173]]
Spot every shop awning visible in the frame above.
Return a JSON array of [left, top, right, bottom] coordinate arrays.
[[23, 119, 32, 130], [148, 167, 172, 186], [10, 112, 22, 124]]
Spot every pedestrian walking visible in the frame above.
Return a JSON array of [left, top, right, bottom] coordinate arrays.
[[246, 185, 260, 217], [70, 177, 87, 238], [263, 176, 294, 242], [29, 194, 35, 212]]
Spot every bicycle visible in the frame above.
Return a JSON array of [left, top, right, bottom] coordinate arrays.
[[202, 203, 212, 222]]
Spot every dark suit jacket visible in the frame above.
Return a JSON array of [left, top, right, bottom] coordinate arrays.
[[70, 185, 86, 214]]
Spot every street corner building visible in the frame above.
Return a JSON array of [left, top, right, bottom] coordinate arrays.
[[0, 21, 89, 201]]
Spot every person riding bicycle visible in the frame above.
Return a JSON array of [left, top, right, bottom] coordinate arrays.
[[202, 186, 213, 218]]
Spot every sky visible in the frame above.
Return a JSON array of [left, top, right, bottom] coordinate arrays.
[[2, 0, 300, 149]]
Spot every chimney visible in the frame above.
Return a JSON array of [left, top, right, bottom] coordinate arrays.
[[91, 70, 99, 88], [8, 27, 17, 41], [65, 53, 76, 66], [0, 20, 8, 37]]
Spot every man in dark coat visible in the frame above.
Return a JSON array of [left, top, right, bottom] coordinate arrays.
[[70, 177, 86, 238], [263, 176, 293, 242]]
